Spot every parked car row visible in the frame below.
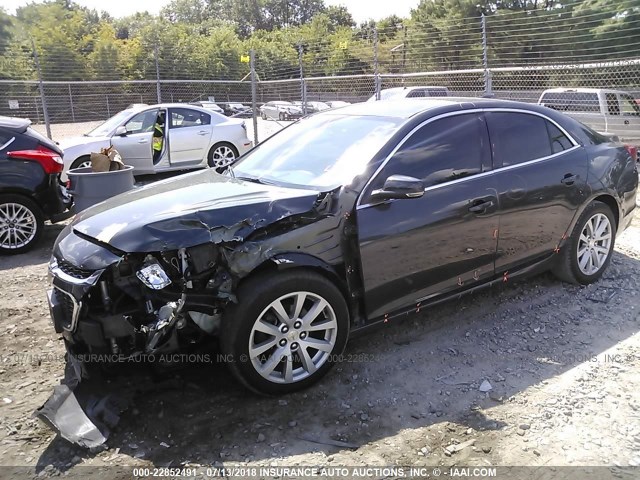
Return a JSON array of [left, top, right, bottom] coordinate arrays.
[[259, 100, 351, 120]]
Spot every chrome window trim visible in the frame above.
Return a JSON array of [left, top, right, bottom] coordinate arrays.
[[0, 136, 15, 151], [356, 107, 580, 210]]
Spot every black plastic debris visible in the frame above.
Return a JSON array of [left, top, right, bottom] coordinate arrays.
[[36, 359, 128, 450]]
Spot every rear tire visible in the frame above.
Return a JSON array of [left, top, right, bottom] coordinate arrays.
[[207, 142, 238, 171], [70, 156, 92, 170], [0, 194, 44, 255], [221, 270, 349, 395], [552, 201, 616, 285]]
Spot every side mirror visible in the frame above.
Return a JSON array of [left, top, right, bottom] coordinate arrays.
[[115, 125, 127, 136], [370, 175, 424, 201]]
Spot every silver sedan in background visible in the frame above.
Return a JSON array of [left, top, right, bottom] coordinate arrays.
[[59, 104, 253, 178]]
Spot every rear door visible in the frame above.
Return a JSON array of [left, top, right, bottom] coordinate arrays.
[[167, 107, 213, 166], [110, 108, 158, 172], [357, 113, 499, 320], [486, 111, 589, 274]]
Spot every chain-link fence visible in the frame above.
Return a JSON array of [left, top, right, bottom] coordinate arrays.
[[1, 4, 639, 142]]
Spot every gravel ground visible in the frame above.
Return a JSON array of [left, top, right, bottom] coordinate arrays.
[[0, 206, 639, 477]]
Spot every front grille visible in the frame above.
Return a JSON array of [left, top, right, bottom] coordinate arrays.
[[56, 258, 94, 280], [53, 288, 75, 330]]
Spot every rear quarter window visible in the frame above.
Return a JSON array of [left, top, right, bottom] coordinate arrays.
[[541, 92, 600, 113]]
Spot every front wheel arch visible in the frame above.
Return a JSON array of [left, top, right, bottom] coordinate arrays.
[[245, 254, 350, 309]]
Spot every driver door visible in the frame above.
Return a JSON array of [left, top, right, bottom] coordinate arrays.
[[110, 108, 159, 173], [356, 113, 499, 320]]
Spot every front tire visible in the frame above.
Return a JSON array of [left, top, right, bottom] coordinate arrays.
[[553, 201, 616, 285], [0, 194, 44, 255], [221, 270, 349, 395]]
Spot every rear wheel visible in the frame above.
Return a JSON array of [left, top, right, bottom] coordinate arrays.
[[0, 194, 44, 255], [553, 201, 616, 284], [70, 156, 91, 170], [221, 270, 349, 395], [207, 142, 238, 171], [260, 111, 267, 120]]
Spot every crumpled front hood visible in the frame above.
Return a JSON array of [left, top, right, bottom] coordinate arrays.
[[71, 169, 321, 253]]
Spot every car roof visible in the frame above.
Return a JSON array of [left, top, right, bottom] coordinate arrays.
[[320, 98, 560, 120], [0, 116, 31, 132]]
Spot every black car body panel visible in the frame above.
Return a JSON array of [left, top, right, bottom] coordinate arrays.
[[0, 120, 69, 221], [47, 97, 638, 367]]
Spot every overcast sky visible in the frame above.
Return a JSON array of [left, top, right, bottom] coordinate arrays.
[[0, 0, 417, 23]]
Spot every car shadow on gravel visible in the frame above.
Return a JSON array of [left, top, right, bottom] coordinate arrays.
[[33, 250, 640, 472], [0, 223, 65, 271]]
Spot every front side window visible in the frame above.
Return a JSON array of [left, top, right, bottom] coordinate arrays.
[[170, 108, 210, 128], [124, 109, 159, 134], [486, 112, 573, 166], [369, 113, 488, 191]]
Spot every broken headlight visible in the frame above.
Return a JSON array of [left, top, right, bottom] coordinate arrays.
[[136, 262, 171, 290]]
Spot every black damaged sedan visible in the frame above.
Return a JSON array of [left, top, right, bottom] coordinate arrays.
[[48, 99, 638, 395]]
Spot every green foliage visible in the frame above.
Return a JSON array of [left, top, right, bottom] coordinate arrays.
[[0, 0, 636, 83]]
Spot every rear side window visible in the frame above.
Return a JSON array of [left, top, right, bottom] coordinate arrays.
[[546, 122, 574, 153], [427, 89, 448, 97], [170, 108, 210, 128], [486, 112, 573, 166], [541, 92, 599, 112], [606, 93, 620, 115], [406, 89, 426, 98], [373, 113, 489, 189]]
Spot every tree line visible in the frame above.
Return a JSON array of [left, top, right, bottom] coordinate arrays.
[[0, 0, 637, 82]]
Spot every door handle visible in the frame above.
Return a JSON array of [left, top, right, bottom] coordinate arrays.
[[138, 139, 148, 144], [561, 173, 578, 185], [197, 131, 208, 135], [468, 199, 494, 213]]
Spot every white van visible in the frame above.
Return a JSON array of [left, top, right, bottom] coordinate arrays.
[[538, 88, 640, 145], [368, 86, 450, 102]]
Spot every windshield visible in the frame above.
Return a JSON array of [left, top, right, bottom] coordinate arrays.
[[86, 109, 134, 137], [232, 113, 401, 190]]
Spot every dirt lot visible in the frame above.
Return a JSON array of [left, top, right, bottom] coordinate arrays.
[[1, 206, 640, 478]]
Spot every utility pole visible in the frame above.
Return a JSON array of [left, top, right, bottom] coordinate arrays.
[[154, 42, 162, 103], [31, 38, 51, 139], [481, 14, 492, 97], [250, 49, 258, 146], [373, 26, 380, 101], [298, 44, 306, 115]]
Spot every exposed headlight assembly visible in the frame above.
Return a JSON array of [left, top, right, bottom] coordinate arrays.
[[136, 262, 171, 290]]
